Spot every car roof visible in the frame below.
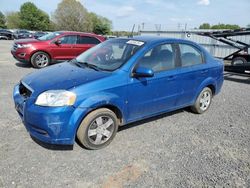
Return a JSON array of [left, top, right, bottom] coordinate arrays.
[[130, 35, 196, 45], [58, 31, 99, 36]]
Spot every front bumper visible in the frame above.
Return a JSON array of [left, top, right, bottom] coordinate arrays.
[[13, 84, 88, 145], [11, 50, 30, 63]]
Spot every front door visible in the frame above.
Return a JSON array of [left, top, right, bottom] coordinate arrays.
[[126, 43, 180, 122], [50, 35, 78, 61]]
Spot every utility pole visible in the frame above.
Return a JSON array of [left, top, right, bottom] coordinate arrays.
[[142, 22, 145, 30], [177, 23, 181, 30]]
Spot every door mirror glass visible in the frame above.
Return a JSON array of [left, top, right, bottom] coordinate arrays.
[[133, 67, 154, 77], [55, 40, 61, 45]]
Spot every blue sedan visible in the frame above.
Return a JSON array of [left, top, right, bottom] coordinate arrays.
[[13, 36, 224, 149]]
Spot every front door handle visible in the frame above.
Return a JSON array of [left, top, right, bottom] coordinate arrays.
[[167, 75, 175, 81], [201, 70, 208, 74]]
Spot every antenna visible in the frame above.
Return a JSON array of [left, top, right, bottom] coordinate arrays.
[[130, 24, 135, 38]]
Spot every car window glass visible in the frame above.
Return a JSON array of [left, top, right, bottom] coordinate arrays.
[[60, 35, 77, 44], [138, 43, 175, 72], [179, 44, 203, 67], [76, 39, 144, 71], [78, 36, 100, 44]]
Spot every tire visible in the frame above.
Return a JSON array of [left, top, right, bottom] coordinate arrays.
[[191, 87, 212, 114], [231, 57, 247, 66], [31, 51, 50, 68], [77, 108, 119, 150]]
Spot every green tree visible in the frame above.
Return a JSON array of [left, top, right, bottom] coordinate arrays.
[[53, 0, 88, 31], [246, 24, 250, 28], [86, 13, 112, 35], [0, 11, 6, 28], [19, 2, 50, 30], [199, 23, 210, 29], [211, 23, 240, 30], [6, 12, 21, 29]]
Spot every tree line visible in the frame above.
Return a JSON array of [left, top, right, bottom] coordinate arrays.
[[0, 0, 112, 35], [198, 23, 249, 30]]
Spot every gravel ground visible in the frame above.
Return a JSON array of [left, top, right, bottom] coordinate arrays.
[[0, 40, 249, 188]]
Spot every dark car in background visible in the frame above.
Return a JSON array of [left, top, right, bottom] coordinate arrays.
[[0, 29, 14, 40], [11, 31, 106, 68], [14, 30, 33, 39], [33, 31, 48, 39]]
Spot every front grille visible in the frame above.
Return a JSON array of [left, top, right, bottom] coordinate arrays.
[[19, 82, 32, 98], [12, 43, 18, 51]]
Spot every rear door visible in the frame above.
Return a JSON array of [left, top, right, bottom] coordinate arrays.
[[175, 43, 208, 106], [75, 35, 101, 56], [50, 35, 78, 61]]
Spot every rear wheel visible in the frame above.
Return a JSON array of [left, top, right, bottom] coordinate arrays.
[[77, 108, 119, 150], [31, 51, 50, 68], [231, 57, 247, 66], [191, 87, 212, 114]]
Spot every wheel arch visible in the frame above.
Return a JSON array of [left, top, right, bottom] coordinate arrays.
[[194, 78, 217, 103], [30, 50, 52, 62]]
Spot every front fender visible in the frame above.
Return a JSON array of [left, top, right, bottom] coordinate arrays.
[[77, 92, 124, 109]]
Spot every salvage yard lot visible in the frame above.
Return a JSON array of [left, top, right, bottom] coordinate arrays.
[[0, 40, 249, 188]]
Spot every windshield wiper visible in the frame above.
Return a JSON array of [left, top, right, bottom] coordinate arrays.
[[74, 61, 100, 71]]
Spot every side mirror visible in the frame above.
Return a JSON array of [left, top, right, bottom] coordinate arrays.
[[133, 67, 154, 78], [54, 40, 62, 45]]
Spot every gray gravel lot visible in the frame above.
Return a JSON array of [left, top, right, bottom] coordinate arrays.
[[0, 40, 249, 188]]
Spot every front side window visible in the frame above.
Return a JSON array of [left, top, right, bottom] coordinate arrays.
[[137, 43, 175, 72], [78, 36, 101, 44], [75, 39, 144, 71], [179, 44, 203, 67], [59, 35, 77, 44], [38, 32, 62, 41]]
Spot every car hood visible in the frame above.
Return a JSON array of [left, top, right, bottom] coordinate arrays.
[[15, 38, 43, 44], [21, 62, 111, 95]]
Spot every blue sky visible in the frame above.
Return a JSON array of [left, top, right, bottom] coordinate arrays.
[[0, 0, 249, 31]]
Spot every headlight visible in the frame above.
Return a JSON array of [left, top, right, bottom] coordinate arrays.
[[35, 90, 76, 107], [17, 44, 32, 48]]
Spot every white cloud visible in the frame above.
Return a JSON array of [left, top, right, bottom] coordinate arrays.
[[197, 0, 210, 6], [116, 6, 135, 18]]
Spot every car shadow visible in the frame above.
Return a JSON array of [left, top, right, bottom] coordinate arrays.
[[31, 136, 74, 151], [15, 62, 32, 68], [118, 108, 189, 132], [76, 108, 190, 150], [224, 72, 250, 85]]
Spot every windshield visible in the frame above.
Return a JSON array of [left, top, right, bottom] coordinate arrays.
[[75, 39, 145, 71], [38, 32, 62, 41]]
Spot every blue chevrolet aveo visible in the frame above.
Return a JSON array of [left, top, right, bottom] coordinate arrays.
[[13, 36, 224, 149]]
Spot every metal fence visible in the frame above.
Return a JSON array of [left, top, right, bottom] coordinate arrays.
[[140, 30, 250, 58]]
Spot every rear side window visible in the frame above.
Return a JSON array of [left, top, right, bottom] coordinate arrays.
[[138, 43, 175, 72], [78, 36, 101, 44], [179, 44, 203, 67], [60, 35, 77, 44]]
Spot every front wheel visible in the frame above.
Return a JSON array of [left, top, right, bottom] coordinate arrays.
[[31, 51, 50, 68], [77, 108, 119, 150], [191, 87, 212, 114]]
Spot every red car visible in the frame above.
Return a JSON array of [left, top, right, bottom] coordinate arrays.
[[11, 31, 105, 68]]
